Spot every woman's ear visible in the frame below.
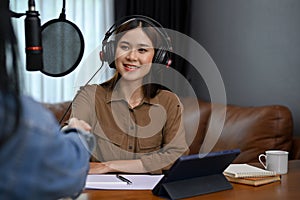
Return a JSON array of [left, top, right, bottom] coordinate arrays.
[[99, 51, 104, 61]]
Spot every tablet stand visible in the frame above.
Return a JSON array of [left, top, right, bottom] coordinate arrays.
[[155, 174, 232, 200]]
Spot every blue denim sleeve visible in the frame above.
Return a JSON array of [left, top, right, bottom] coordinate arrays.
[[0, 96, 95, 200], [31, 106, 95, 199], [38, 129, 94, 199]]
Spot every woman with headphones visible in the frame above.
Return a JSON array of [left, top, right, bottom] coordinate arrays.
[[70, 16, 189, 174]]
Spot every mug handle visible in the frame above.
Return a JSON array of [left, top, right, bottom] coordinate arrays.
[[258, 154, 267, 169]]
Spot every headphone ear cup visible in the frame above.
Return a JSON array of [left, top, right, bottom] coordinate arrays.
[[154, 49, 170, 67], [153, 49, 164, 64], [103, 41, 116, 68]]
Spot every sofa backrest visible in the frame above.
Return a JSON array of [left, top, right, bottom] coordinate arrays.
[[181, 98, 293, 163], [43, 101, 71, 125]]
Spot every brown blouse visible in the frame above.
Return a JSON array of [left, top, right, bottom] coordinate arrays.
[[70, 84, 189, 173]]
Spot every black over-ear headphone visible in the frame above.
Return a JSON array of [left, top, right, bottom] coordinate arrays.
[[100, 15, 172, 68]]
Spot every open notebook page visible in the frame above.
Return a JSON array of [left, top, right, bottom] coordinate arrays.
[[85, 174, 164, 190], [224, 164, 277, 178]]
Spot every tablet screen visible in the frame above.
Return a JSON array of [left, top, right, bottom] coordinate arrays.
[[164, 149, 241, 182]]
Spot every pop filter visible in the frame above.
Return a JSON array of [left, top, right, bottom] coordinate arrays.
[[41, 0, 84, 77]]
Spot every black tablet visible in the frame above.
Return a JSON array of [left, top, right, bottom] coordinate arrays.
[[152, 149, 240, 199]]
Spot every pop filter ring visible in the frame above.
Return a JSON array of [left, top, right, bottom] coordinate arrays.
[[41, 18, 84, 77]]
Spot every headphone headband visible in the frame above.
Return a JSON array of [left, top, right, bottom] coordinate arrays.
[[101, 15, 172, 68], [104, 15, 168, 41]]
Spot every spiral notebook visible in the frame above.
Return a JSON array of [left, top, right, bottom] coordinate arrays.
[[224, 164, 277, 178]]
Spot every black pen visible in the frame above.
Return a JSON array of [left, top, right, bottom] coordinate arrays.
[[116, 174, 132, 185]]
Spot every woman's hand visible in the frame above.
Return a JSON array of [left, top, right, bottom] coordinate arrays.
[[66, 117, 91, 132], [89, 160, 146, 174], [89, 162, 114, 174]]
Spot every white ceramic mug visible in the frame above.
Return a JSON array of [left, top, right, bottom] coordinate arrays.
[[258, 150, 289, 174]]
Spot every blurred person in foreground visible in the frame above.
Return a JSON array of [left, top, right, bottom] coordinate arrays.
[[0, 1, 95, 199]]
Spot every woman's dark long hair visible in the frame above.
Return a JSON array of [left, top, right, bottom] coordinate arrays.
[[0, 0, 22, 146], [102, 18, 167, 99]]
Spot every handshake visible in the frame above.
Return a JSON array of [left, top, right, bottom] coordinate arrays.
[[61, 117, 92, 133]]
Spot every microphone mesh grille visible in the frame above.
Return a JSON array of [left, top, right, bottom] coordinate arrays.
[[41, 20, 84, 77]]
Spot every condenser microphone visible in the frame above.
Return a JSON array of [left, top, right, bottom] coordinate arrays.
[[24, 0, 43, 71]]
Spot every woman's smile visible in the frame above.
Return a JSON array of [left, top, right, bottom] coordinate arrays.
[[123, 64, 141, 72]]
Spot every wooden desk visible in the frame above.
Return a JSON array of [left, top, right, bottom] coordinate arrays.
[[80, 160, 300, 200]]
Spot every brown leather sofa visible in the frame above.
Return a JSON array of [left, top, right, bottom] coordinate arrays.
[[43, 98, 300, 163]]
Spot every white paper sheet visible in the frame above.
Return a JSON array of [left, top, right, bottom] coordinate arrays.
[[85, 174, 164, 190]]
